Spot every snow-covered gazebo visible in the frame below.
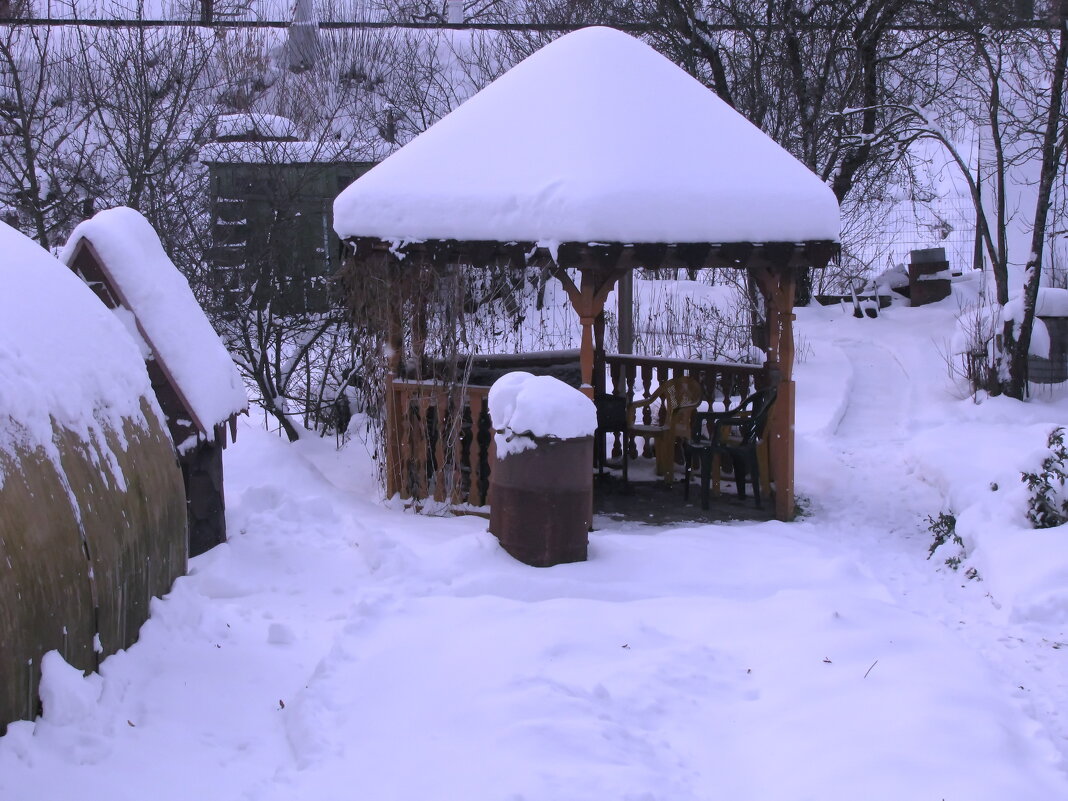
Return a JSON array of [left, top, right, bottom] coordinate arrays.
[[333, 26, 840, 521]]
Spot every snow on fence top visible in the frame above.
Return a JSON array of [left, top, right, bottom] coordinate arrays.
[[1036, 288, 1068, 317], [199, 139, 371, 165], [61, 208, 247, 436], [0, 222, 159, 473], [333, 26, 840, 246], [215, 113, 299, 141]]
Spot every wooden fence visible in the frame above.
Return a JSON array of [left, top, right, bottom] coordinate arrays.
[[605, 353, 766, 403]]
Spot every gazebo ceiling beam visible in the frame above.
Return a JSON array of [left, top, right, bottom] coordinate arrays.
[[342, 237, 839, 273], [632, 243, 670, 271]]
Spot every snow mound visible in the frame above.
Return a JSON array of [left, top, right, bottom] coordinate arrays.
[[334, 26, 839, 244], [488, 372, 596, 458], [62, 207, 247, 436], [990, 288, 1068, 360], [37, 651, 103, 728], [1036, 287, 1068, 317]]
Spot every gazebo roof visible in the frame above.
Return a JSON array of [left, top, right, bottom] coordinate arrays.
[[333, 26, 839, 246]]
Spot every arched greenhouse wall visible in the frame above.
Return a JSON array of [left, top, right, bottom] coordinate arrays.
[[0, 401, 186, 730]]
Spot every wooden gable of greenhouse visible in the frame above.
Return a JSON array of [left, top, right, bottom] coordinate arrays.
[[64, 208, 248, 556]]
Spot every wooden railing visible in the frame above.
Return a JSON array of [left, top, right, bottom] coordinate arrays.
[[383, 355, 770, 511], [604, 353, 767, 404], [385, 379, 495, 509], [602, 354, 769, 460]]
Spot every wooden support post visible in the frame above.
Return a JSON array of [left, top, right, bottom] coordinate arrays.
[[579, 314, 596, 395], [772, 378, 795, 519], [384, 377, 401, 497], [551, 257, 628, 532], [617, 269, 634, 354], [593, 312, 607, 395], [752, 263, 797, 521], [552, 259, 630, 400], [411, 299, 427, 380], [384, 262, 405, 498]]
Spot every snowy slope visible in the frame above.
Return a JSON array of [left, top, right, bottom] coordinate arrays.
[[3, 278, 1068, 800]]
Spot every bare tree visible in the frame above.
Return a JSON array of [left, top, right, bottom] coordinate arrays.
[[1012, 15, 1068, 396], [0, 24, 99, 247], [73, 13, 219, 265], [645, 1, 930, 303], [203, 25, 395, 440], [374, 0, 513, 23], [842, 7, 1068, 397]]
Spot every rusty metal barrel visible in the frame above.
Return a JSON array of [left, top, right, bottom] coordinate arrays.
[[489, 435, 593, 567]]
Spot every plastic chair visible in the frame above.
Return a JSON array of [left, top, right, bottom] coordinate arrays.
[[624, 375, 703, 485], [684, 387, 777, 508], [594, 392, 628, 474]]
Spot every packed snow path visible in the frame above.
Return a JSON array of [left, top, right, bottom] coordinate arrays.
[[833, 340, 912, 438], [3, 295, 1068, 800], [805, 322, 1068, 780], [820, 338, 932, 535]]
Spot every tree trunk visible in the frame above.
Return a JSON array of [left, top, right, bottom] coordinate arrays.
[[1005, 18, 1068, 398]]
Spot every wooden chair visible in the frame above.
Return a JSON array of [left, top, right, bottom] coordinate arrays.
[[683, 387, 777, 508], [623, 375, 703, 485]]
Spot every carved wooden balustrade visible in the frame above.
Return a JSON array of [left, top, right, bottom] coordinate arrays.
[[384, 379, 495, 508], [383, 354, 771, 512], [602, 354, 769, 461]]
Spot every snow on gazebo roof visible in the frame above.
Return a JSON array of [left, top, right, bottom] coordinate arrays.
[[334, 26, 840, 246], [61, 208, 248, 438]]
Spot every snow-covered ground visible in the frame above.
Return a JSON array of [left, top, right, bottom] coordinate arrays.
[[4, 277, 1068, 800]]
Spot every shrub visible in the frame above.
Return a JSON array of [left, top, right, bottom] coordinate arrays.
[[1021, 427, 1068, 529], [926, 511, 964, 568]]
